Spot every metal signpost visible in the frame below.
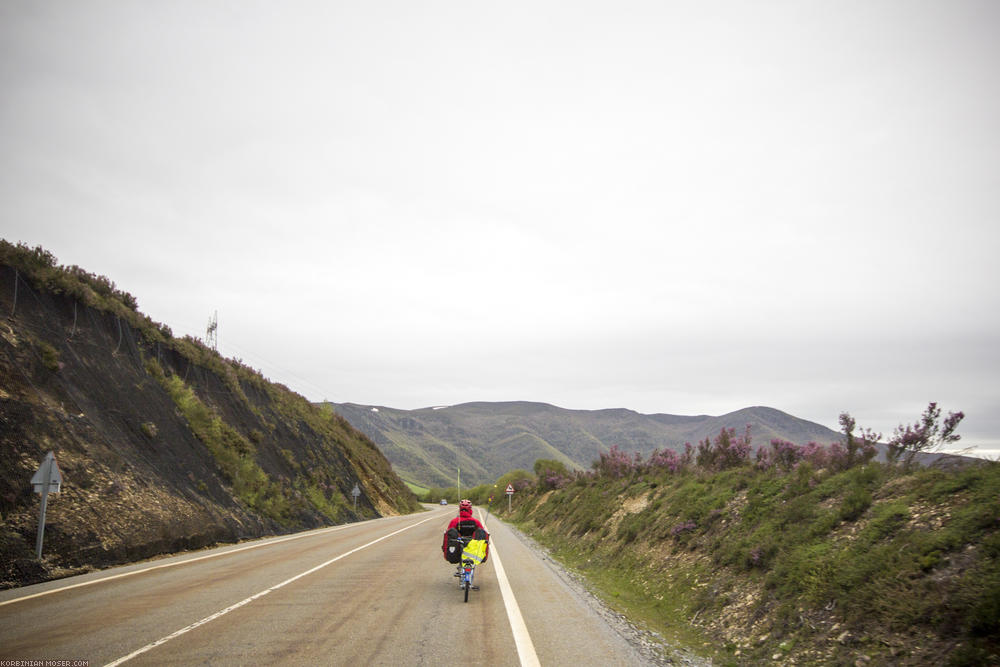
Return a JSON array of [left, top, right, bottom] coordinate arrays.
[[351, 483, 361, 511], [31, 451, 63, 559], [505, 483, 514, 512]]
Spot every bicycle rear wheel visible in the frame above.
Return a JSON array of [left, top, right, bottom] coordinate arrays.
[[464, 579, 469, 602]]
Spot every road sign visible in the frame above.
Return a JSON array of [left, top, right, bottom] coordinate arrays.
[[351, 483, 361, 510], [31, 451, 62, 494], [505, 484, 514, 495], [31, 451, 62, 559]]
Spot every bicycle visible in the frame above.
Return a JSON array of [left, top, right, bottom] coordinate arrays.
[[453, 536, 488, 602]]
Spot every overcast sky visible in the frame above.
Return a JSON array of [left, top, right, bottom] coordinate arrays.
[[2, 1, 998, 455]]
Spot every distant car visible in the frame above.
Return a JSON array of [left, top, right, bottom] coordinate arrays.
[[440, 499, 448, 505]]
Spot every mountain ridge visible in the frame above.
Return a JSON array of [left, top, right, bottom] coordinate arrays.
[[326, 400, 843, 488]]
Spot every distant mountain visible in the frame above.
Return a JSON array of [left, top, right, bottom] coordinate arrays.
[[324, 401, 842, 488]]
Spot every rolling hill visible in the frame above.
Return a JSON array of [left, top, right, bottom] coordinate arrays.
[[325, 400, 842, 488]]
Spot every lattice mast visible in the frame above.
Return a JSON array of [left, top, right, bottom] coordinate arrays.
[[206, 311, 218, 350]]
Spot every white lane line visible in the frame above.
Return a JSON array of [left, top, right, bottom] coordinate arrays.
[[0, 521, 371, 608], [481, 512, 540, 667], [104, 513, 441, 667]]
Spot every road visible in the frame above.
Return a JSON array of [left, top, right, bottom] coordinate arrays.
[[0, 506, 652, 666]]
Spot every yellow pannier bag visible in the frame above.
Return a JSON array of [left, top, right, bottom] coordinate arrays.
[[462, 539, 488, 565]]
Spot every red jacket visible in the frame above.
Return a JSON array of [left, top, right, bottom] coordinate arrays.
[[447, 512, 486, 537], [442, 510, 489, 562]]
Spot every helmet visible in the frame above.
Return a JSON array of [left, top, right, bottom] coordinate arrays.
[[459, 499, 472, 514]]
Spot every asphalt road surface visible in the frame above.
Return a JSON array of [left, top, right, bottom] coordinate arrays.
[[1, 506, 651, 666]]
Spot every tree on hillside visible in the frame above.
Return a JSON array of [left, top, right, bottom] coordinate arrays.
[[887, 402, 964, 468], [838, 412, 879, 470]]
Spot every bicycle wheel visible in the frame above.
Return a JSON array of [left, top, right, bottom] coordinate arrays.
[[464, 578, 469, 602]]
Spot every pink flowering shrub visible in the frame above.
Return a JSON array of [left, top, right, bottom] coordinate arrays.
[[769, 439, 804, 469], [670, 520, 697, 536], [648, 447, 684, 474], [800, 442, 829, 468], [593, 444, 638, 479], [540, 472, 571, 490], [586, 410, 900, 483], [512, 478, 534, 492], [886, 402, 964, 467], [835, 412, 879, 471], [696, 426, 753, 470]]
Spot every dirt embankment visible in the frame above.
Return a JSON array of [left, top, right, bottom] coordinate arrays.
[[0, 262, 418, 588]]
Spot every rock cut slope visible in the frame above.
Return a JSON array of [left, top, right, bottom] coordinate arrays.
[[0, 242, 418, 588]]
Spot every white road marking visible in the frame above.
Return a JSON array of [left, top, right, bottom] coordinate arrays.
[[102, 513, 441, 667], [481, 511, 541, 667], [0, 521, 364, 608]]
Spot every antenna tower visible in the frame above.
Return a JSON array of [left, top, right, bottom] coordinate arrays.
[[206, 311, 218, 350]]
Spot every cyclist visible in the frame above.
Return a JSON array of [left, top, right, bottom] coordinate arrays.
[[442, 499, 489, 565], [448, 499, 486, 536]]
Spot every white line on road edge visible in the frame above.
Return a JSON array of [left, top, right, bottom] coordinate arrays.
[[481, 511, 541, 667], [103, 513, 441, 667], [0, 521, 365, 608]]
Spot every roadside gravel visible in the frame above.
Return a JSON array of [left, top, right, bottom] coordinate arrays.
[[500, 521, 712, 666]]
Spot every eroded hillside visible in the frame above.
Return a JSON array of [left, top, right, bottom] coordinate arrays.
[[0, 242, 418, 588]]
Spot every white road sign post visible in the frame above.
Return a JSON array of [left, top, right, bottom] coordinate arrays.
[[31, 451, 63, 559], [351, 483, 361, 511], [506, 483, 514, 512]]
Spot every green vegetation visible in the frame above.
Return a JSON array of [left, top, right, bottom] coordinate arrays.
[[2, 240, 169, 342], [147, 359, 292, 521], [419, 469, 535, 507], [328, 401, 842, 491], [144, 356, 420, 524], [404, 481, 429, 496], [37, 339, 60, 372], [494, 412, 999, 665], [2, 240, 419, 525]]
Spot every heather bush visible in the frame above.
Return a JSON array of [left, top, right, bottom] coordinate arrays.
[[503, 404, 992, 665], [593, 444, 638, 478], [766, 439, 804, 470], [540, 472, 571, 490], [535, 458, 572, 489], [696, 426, 753, 470], [887, 402, 965, 467], [670, 520, 697, 536], [648, 447, 684, 474], [836, 412, 879, 471]]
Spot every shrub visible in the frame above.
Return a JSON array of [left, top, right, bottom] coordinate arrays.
[[836, 412, 879, 471], [648, 447, 684, 474], [38, 340, 60, 372], [535, 458, 571, 489], [767, 439, 804, 470], [670, 520, 697, 537], [593, 445, 638, 478], [839, 484, 873, 521], [887, 402, 965, 467], [696, 426, 753, 471], [534, 458, 567, 476]]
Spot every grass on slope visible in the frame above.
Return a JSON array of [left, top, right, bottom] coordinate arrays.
[[504, 460, 1000, 666]]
